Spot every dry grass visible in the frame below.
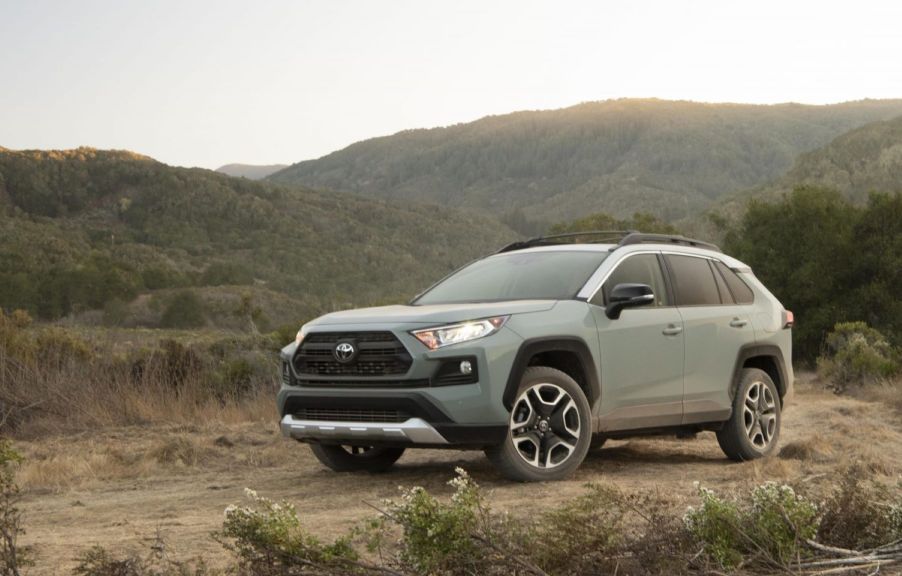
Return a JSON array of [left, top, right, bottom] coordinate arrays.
[[0, 325, 279, 438]]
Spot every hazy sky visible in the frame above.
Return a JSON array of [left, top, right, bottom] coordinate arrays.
[[2, 0, 902, 169]]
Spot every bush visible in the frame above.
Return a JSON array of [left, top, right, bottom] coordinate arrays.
[[817, 321, 898, 391], [0, 440, 31, 576], [530, 483, 626, 573], [381, 469, 494, 574], [160, 291, 206, 329], [218, 489, 357, 576], [73, 535, 212, 576], [818, 466, 902, 550], [684, 482, 818, 570]]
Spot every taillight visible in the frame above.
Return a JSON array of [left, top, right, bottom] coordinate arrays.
[[782, 310, 794, 329]]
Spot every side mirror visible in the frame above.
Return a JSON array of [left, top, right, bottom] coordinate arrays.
[[605, 283, 655, 319]]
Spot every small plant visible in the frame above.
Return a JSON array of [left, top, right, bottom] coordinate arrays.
[[530, 483, 626, 573], [747, 482, 818, 565], [817, 322, 898, 391], [683, 485, 744, 569], [218, 489, 357, 576], [0, 440, 30, 576], [382, 468, 489, 575], [73, 533, 212, 576], [818, 466, 902, 550], [684, 482, 818, 570]]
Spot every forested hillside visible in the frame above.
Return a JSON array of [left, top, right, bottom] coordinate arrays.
[[759, 115, 902, 203], [0, 148, 514, 325], [269, 98, 902, 228], [705, 114, 902, 224]]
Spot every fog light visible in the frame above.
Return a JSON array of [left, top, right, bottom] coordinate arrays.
[[459, 360, 473, 375]]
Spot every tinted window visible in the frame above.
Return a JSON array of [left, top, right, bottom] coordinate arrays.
[[415, 251, 607, 305], [595, 254, 670, 307], [712, 262, 734, 304], [714, 261, 755, 304], [665, 255, 721, 306]]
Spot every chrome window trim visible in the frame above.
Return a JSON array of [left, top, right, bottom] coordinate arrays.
[[579, 248, 730, 304]]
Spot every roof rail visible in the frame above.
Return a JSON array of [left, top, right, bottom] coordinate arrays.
[[615, 233, 721, 252], [495, 230, 721, 254], [495, 230, 635, 253]]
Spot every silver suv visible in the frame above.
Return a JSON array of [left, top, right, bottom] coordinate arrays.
[[278, 232, 793, 481]]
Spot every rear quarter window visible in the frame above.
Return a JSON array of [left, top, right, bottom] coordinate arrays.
[[714, 260, 755, 304]]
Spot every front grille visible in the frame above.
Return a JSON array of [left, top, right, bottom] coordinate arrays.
[[294, 331, 412, 377], [294, 408, 410, 423]]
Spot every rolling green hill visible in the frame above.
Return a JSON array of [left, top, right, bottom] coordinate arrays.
[[705, 114, 902, 226], [762, 114, 902, 202], [269, 98, 902, 227], [0, 148, 515, 325]]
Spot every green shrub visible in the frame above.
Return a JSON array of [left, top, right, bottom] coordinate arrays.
[[218, 489, 356, 576], [817, 321, 898, 391], [384, 468, 488, 574], [0, 440, 31, 576], [747, 482, 818, 564], [683, 486, 744, 568], [684, 482, 818, 569], [160, 291, 206, 329]]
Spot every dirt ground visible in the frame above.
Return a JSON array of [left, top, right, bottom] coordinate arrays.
[[16, 377, 902, 574]]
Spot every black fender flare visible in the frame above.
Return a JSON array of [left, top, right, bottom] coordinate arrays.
[[731, 344, 788, 401], [502, 336, 601, 410]]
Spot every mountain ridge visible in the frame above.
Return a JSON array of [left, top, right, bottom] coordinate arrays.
[[269, 98, 902, 226]]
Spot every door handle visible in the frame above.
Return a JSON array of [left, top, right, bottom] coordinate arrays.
[[662, 324, 683, 336], [729, 318, 748, 328]]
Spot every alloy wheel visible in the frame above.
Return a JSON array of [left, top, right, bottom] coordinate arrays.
[[743, 381, 777, 450], [509, 383, 581, 469]]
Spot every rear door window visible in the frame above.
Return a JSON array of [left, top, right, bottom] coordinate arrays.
[[665, 255, 721, 306]]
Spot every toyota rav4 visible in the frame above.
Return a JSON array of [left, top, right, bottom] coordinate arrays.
[[278, 232, 793, 481]]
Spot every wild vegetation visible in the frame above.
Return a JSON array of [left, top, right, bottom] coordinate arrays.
[[0, 148, 514, 324], [723, 187, 902, 362], [269, 98, 902, 227], [0, 308, 280, 436], [2, 465, 898, 575]]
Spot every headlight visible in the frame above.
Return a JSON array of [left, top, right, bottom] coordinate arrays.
[[411, 316, 509, 350], [295, 324, 310, 345]]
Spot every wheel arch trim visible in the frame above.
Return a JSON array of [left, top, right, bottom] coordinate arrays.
[[502, 336, 600, 410], [731, 344, 788, 403]]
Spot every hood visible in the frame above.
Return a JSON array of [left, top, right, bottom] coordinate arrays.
[[309, 300, 558, 326]]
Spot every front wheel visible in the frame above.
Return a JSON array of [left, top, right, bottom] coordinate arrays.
[[485, 366, 592, 482], [309, 444, 405, 472], [716, 368, 782, 461]]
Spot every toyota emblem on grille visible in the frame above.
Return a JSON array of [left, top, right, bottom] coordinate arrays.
[[333, 341, 357, 363]]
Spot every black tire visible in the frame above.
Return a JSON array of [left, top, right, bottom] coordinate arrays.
[[717, 368, 782, 461], [485, 366, 592, 482], [309, 444, 405, 473]]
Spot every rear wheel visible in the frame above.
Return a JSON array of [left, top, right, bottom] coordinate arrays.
[[716, 368, 781, 461], [486, 366, 592, 481], [309, 444, 405, 472]]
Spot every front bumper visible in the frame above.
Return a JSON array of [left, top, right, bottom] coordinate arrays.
[[280, 414, 449, 444]]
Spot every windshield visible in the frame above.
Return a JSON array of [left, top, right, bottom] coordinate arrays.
[[414, 250, 608, 305]]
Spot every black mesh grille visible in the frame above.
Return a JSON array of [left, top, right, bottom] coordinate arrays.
[[294, 408, 410, 423], [294, 332, 412, 377]]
